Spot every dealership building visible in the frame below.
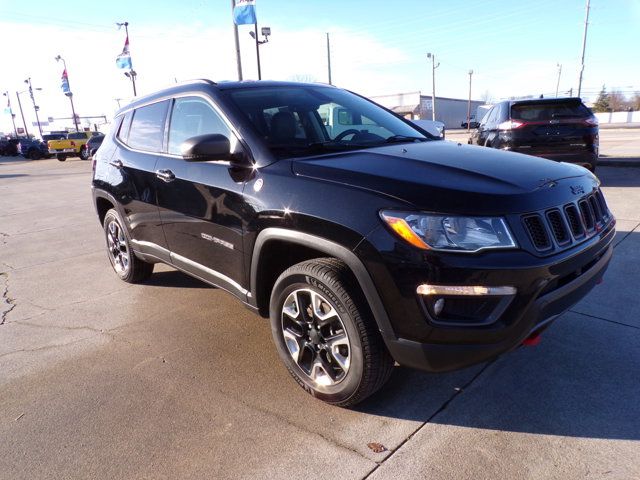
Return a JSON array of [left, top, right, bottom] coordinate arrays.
[[370, 92, 485, 129]]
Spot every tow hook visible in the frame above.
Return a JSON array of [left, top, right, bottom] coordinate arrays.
[[522, 332, 541, 347]]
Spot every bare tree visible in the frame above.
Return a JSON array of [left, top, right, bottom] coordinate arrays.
[[480, 90, 493, 104], [608, 90, 629, 111], [632, 92, 640, 111]]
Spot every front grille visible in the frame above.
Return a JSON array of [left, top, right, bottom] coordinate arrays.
[[579, 200, 595, 231], [521, 188, 611, 253], [523, 215, 551, 250], [564, 204, 584, 238], [546, 210, 570, 245]]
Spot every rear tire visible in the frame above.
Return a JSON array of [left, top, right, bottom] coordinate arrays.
[[103, 209, 154, 283], [80, 148, 89, 160], [269, 258, 393, 407], [28, 149, 42, 160]]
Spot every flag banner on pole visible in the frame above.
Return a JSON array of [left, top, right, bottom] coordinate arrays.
[[233, 0, 257, 25], [61, 69, 71, 96], [116, 36, 133, 69]]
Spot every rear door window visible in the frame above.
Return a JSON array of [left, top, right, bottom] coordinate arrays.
[[127, 101, 170, 152], [511, 102, 591, 121]]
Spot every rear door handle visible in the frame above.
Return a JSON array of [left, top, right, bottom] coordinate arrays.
[[109, 159, 123, 169], [156, 169, 176, 183]]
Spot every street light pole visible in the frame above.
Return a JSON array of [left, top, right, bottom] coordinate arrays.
[[249, 26, 270, 80], [55, 55, 80, 132], [3, 91, 18, 137], [467, 70, 474, 134], [426, 53, 439, 121], [15, 91, 29, 137], [577, 0, 591, 98], [24, 77, 43, 138], [555, 63, 562, 98]]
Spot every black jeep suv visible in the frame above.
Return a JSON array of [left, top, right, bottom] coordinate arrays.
[[92, 80, 614, 406], [469, 97, 599, 171]]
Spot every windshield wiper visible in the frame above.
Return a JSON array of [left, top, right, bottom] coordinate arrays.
[[383, 135, 428, 144]]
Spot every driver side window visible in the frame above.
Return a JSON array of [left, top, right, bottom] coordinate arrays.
[[168, 97, 231, 155]]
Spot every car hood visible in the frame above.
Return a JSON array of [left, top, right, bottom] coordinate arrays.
[[291, 141, 596, 214]]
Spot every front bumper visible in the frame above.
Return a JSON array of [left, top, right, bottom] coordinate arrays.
[[358, 221, 615, 373]]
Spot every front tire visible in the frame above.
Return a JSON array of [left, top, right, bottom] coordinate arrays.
[[270, 258, 393, 407], [80, 148, 89, 160], [103, 209, 153, 283]]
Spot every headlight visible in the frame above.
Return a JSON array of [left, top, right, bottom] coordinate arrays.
[[380, 211, 517, 252]]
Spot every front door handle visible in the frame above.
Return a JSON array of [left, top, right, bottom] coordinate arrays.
[[109, 159, 123, 169], [156, 169, 176, 183]]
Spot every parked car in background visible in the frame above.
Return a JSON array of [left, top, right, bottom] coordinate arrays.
[[0, 138, 21, 156], [18, 138, 50, 160], [410, 119, 445, 139], [81, 135, 104, 160], [461, 104, 492, 129], [469, 97, 599, 171], [48, 131, 102, 161]]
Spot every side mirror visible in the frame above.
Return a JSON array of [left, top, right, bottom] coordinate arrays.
[[470, 121, 480, 129], [181, 134, 231, 162]]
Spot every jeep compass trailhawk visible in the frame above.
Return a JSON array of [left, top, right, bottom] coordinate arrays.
[[92, 80, 614, 406]]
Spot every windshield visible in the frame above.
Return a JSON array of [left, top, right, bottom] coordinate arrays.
[[225, 85, 432, 159]]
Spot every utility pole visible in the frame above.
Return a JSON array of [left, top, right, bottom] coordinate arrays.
[[232, 0, 243, 80], [2, 92, 18, 137], [467, 70, 474, 133], [577, 0, 591, 98], [326, 32, 332, 85], [555, 63, 562, 98], [24, 77, 43, 138], [426, 53, 439, 121], [55, 55, 80, 132], [15, 91, 28, 137]]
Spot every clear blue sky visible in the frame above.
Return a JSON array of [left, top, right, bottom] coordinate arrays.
[[1, 0, 638, 133]]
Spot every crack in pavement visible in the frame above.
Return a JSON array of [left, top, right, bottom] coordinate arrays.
[[1, 272, 16, 325], [569, 309, 640, 330], [614, 221, 640, 247], [361, 360, 497, 479]]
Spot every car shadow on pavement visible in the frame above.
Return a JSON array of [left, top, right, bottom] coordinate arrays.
[[598, 165, 640, 186], [142, 270, 216, 289], [354, 312, 640, 441], [0, 173, 29, 179]]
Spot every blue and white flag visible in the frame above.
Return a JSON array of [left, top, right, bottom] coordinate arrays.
[[233, 0, 257, 25], [116, 36, 133, 69], [61, 69, 71, 96]]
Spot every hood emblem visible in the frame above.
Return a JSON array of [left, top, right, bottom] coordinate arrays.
[[538, 178, 557, 188], [570, 185, 585, 195]]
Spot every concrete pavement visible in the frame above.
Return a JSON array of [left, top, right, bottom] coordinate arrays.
[[1, 157, 639, 479]]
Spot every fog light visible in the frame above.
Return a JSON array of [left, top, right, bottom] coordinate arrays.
[[433, 298, 445, 316], [417, 285, 516, 296]]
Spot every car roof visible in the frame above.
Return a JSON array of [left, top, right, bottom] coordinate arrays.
[[114, 79, 336, 116], [509, 97, 584, 106]]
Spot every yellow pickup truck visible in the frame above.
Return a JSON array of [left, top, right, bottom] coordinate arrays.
[[48, 131, 101, 161]]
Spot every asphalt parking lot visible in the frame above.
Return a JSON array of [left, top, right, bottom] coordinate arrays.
[[1, 153, 639, 479]]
